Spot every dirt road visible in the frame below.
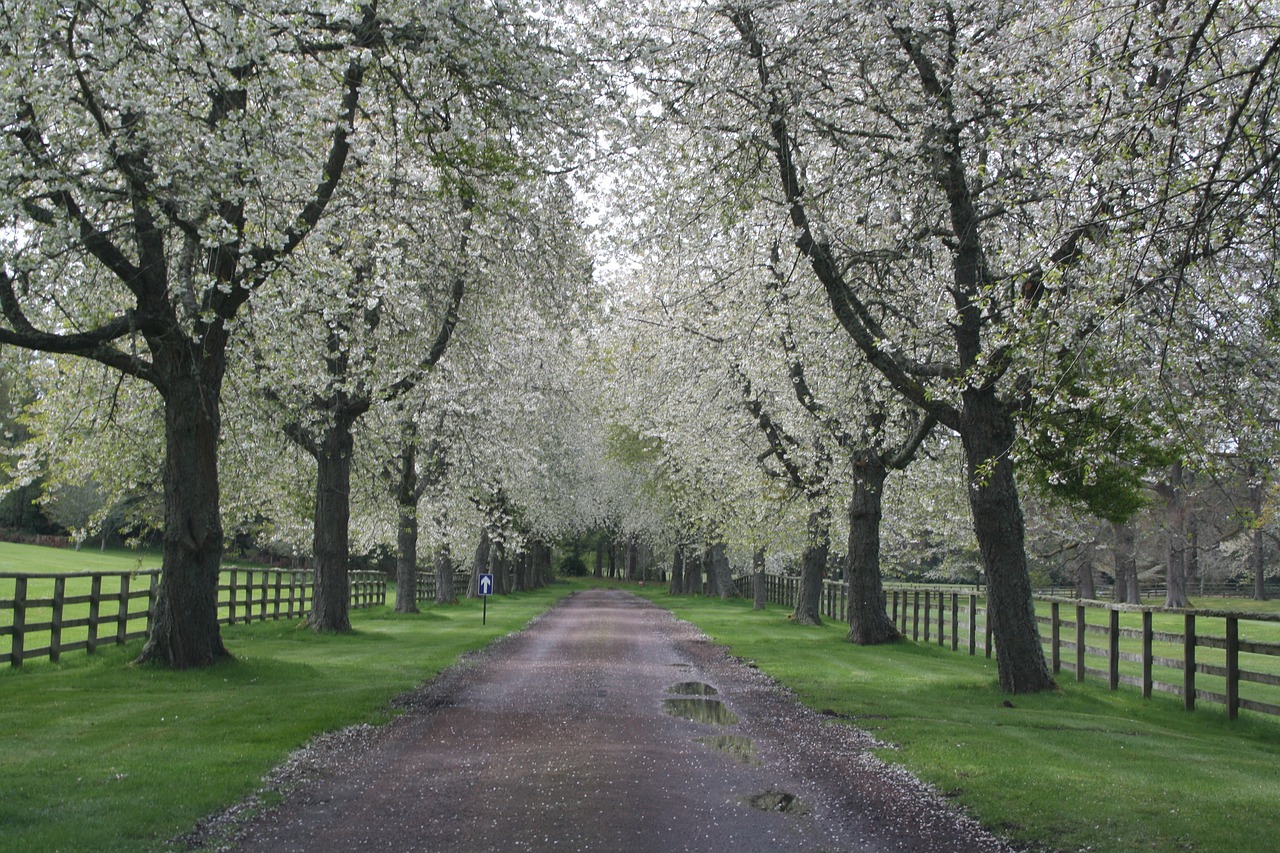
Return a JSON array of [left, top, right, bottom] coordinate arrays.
[[216, 589, 1016, 852]]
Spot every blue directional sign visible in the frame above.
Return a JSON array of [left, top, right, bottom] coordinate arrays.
[[478, 573, 494, 596]]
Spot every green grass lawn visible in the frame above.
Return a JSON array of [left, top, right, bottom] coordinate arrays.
[[0, 541, 163, 574], [0, 579, 578, 853], [634, 588, 1280, 853]]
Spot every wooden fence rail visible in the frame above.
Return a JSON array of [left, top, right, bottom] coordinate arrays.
[[1, 568, 387, 668], [744, 575, 1280, 721], [413, 571, 472, 603]]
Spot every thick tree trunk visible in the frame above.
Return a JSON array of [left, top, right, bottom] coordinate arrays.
[[434, 546, 456, 605], [846, 457, 898, 645], [490, 537, 508, 595], [309, 421, 355, 632], [594, 537, 605, 578], [684, 548, 702, 595], [135, 368, 229, 667], [753, 547, 766, 611], [533, 540, 553, 588], [626, 537, 639, 581], [393, 435, 420, 614], [1077, 556, 1097, 601], [1163, 461, 1191, 609], [704, 545, 721, 597], [793, 510, 827, 626], [394, 504, 420, 613], [960, 392, 1055, 693], [1111, 521, 1140, 604], [669, 546, 685, 594], [468, 532, 490, 598], [512, 548, 529, 592], [708, 542, 738, 599]]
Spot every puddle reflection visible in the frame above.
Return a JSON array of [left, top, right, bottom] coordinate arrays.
[[697, 734, 761, 765], [662, 697, 740, 725]]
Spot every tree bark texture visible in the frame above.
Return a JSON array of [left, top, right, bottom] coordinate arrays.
[[845, 457, 899, 645], [308, 420, 356, 632], [468, 533, 490, 598], [1076, 550, 1097, 601], [683, 548, 703, 595], [490, 537, 508, 596], [394, 504, 420, 613], [434, 546, 457, 605], [793, 511, 828, 626], [753, 547, 766, 611], [961, 392, 1055, 693], [393, 432, 421, 613], [669, 547, 685, 595], [1111, 521, 1140, 604], [1163, 461, 1191, 609], [135, 367, 230, 667], [708, 542, 738, 599]]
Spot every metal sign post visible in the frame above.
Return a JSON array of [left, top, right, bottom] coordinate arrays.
[[479, 573, 493, 624]]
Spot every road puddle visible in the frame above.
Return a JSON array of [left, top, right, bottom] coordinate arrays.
[[662, 697, 740, 725], [696, 734, 760, 766], [667, 681, 718, 696], [746, 789, 809, 815]]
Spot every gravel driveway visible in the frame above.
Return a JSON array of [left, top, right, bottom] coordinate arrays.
[[198, 588, 1018, 852]]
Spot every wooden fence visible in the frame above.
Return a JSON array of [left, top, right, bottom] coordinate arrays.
[[1, 567, 386, 668], [748, 575, 1280, 720], [413, 571, 472, 603]]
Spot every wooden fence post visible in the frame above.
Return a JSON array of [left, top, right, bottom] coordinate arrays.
[[1109, 608, 1120, 691], [1184, 613, 1196, 711], [88, 575, 102, 654], [923, 590, 931, 643], [912, 591, 921, 642], [116, 574, 130, 645], [968, 594, 977, 655], [1050, 602, 1061, 674], [1075, 604, 1085, 681], [1142, 610, 1153, 699], [950, 592, 959, 651], [1226, 616, 1239, 720], [12, 576, 26, 668], [937, 592, 945, 647], [50, 577, 66, 664]]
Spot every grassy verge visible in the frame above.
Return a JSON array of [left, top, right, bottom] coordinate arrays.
[[0, 581, 578, 852], [634, 588, 1280, 853]]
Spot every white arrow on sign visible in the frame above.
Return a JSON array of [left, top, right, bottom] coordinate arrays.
[[479, 574, 494, 596]]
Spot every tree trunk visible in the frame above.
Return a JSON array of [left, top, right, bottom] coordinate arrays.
[[684, 547, 702, 595], [393, 433, 420, 614], [308, 420, 356, 632], [793, 510, 827, 626], [512, 548, 528, 592], [1251, 478, 1269, 600], [626, 536, 639, 581], [468, 532, 490, 598], [669, 546, 685, 594], [709, 542, 738, 599], [1163, 461, 1191, 609], [752, 546, 766, 611], [594, 537, 605, 578], [434, 546, 456, 604], [1111, 521, 1140, 604], [394, 503, 420, 613], [1077, 557, 1097, 601], [490, 537, 508, 595], [135, 368, 229, 667], [960, 391, 1055, 693], [846, 456, 898, 645]]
